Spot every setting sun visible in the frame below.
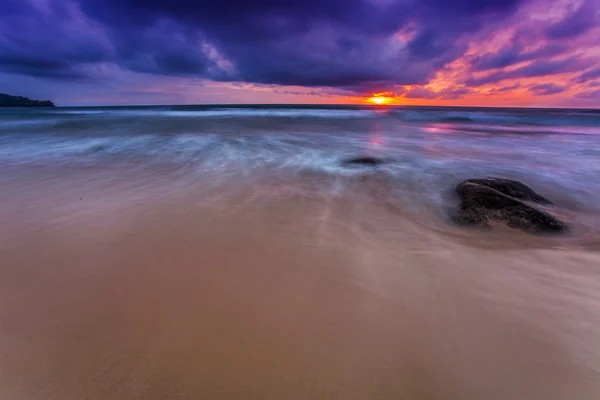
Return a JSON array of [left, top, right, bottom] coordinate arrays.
[[367, 93, 395, 105]]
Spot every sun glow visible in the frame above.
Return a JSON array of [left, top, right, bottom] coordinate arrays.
[[367, 93, 395, 105]]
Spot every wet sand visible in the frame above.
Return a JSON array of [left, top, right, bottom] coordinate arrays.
[[2, 166, 600, 399]]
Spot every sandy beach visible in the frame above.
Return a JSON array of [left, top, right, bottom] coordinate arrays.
[[2, 158, 600, 399]]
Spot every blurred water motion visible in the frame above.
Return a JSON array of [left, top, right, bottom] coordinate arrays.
[[1, 105, 600, 399]]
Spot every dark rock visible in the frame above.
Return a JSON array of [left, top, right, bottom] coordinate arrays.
[[0, 93, 55, 107], [343, 157, 384, 166], [462, 177, 553, 205], [453, 180, 568, 234]]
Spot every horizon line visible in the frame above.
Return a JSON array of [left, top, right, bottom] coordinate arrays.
[[47, 103, 600, 111]]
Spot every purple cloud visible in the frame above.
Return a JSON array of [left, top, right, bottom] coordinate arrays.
[[575, 89, 600, 99], [0, 0, 525, 91], [472, 43, 566, 71], [0, 1, 112, 79], [405, 87, 437, 99], [545, 0, 599, 39], [401, 86, 472, 100], [489, 82, 522, 93], [439, 87, 471, 99], [466, 57, 592, 86], [0, 0, 598, 104], [528, 83, 567, 96], [572, 68, 600, 84]]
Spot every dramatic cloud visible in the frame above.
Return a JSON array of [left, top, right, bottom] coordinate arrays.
[[0, 0, 524, 87], [466, 58, 593, 87], [489, 82, 522, 93], [575, 89, 600, 99], [545, 0, 599, 39], [78, 0, 528, 90], [405, 87, 437, 99], [572, 68, 600, 84], [405, 86, 472, 100], [471, 43, 567, 72], [438, 87, 472, 100], [528, 83, 567, 96], [0, 1, 112, 79], [0, 0, 599, 105]]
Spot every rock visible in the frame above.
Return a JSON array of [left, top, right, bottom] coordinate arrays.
[[461, 177, 553, 205], [343, 157, 384, 166], [453, 180, 568, 234], [0, 93, 55, 107]]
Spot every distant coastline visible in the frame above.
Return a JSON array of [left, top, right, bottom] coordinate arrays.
[[0, 93, 55, 107]]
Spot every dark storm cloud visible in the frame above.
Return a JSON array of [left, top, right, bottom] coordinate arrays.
[[0, 0, 525, 90], [3, 0, 28, 15], [0, 0, 110, 79], [0, 0, 217, 79], [527, 83, 567, 96], [104, 22, 215, 77]]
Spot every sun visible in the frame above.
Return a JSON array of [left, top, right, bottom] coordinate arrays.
[[367, 93, 395, 105], [370, 96, 387, 105]]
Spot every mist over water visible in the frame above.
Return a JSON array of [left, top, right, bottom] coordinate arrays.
[[2, 105, 600, 399]]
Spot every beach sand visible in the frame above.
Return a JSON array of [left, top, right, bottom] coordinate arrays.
[[2, 165, 600, 399]]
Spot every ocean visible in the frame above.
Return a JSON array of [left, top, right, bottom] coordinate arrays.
[[2, 104, 600, 399]]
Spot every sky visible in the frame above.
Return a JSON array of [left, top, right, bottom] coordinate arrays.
[[1, 0, 599, 107]]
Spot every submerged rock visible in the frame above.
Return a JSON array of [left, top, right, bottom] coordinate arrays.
[[452, 179, 568, 234], [461, 177, 553, 205], [343, 157, 384, 166]]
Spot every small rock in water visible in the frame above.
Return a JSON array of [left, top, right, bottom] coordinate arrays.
[[452, 179, 569, 234], [343, 157, 384, 166], [461, 177, 553, 205]]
